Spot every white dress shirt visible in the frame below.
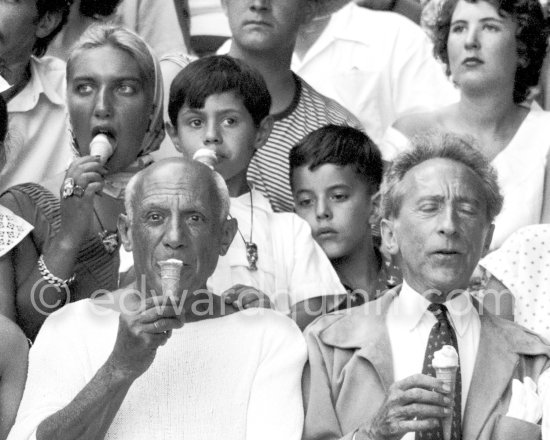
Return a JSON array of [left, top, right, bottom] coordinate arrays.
[[386, 281, 480, 439], [2, 56, 74, 193], [291, 3, 458, 146]]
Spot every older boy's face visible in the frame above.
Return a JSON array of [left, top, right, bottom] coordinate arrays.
[[222, 0, 309, 53], [293, 163, 374, 262], [0, 0, 40, 66], [171, 91, 262, 189]]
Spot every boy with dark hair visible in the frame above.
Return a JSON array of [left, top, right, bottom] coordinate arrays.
[[0, 0, 74, 191], [167, 55, 346, 329], [290, 124, 400, 306]]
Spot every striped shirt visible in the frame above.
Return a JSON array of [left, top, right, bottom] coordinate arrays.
[[247, 74, 362, 213]]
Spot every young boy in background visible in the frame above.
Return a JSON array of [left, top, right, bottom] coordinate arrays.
[[167, 55, 345, 329], [289, 125, 401, 307]]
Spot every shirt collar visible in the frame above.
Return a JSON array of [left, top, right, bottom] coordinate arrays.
[[394, 281, 477, 338], [328, 3, 372, 44], [9, 56, 66, 112]]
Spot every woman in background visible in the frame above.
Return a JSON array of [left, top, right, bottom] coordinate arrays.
[[382, 0, 550, 252]]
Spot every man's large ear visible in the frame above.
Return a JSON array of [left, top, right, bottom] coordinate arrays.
[[118, 213, 134, 252], [219, 217, 238, 256], [380, 218, 399, 256], [253, 115, 274, 151], [166, 121, 183, 153], [35, 10, 63, 39]]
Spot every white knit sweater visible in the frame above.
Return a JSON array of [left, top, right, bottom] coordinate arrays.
[[8, 300, 307, 440]]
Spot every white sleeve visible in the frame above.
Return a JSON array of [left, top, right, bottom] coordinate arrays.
[[7, 307, 94, 440], [275, 214, 346, 307], [245, 313, 307, 440]]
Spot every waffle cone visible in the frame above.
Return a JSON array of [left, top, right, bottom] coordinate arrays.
[[435, 366, 457, 440], [159, 260, 183, 300]]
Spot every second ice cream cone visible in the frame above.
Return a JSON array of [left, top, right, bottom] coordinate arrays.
[[435, 366, 457, 440]]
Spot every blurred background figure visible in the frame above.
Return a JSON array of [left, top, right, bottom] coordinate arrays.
[[0, 0, 74, 192], [293, 0, 457, 146], [47, 0, 188, 60]]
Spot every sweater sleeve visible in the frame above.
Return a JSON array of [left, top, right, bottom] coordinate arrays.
[[245, 312, 307, 440]]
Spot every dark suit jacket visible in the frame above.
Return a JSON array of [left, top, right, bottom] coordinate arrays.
[[302, 286, 550, 440]]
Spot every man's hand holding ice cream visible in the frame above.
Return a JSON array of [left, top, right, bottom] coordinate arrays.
[[355, 373, 454, 440]]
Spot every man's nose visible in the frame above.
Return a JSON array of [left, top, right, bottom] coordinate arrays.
[[438, 205, 458, 236], [93, 87, 113, 119], [315, 198, 332, 220], [163, 216, 187, 249], [250, 0, 270, 11]]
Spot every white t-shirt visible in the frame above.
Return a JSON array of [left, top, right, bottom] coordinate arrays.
[[8, 299, 307, 440], [207, 190, 346, 313]]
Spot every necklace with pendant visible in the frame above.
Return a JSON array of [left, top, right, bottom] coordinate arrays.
[[94, 209, 120, 254], [234, 190, 258, 271]]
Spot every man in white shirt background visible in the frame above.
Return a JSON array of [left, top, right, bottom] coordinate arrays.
[[0, 0, 74, 192], [302, 133, 550, 440], [293, 0, 458, 146]]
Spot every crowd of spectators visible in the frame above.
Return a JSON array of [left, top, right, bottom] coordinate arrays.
[[0, 0, 549, 438]]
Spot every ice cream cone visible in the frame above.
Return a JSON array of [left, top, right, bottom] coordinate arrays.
[[158, 259, 183, 300], [192, 148, 217, 169], [90, 134, 115, 165], [432, 345, 459, 440], [435, 366, 457, 440]]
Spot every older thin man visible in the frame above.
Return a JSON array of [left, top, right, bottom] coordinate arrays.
[[302, 133, 550, 440], [9, 159, 306, 440]]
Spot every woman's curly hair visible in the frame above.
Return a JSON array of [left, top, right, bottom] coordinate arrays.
[[433, 0, 549, 103]]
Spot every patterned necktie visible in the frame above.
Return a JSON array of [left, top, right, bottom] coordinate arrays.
[[417, 303, 462, 440]]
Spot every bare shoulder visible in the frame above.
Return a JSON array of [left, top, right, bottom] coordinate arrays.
[[393, 111, 442, 138]]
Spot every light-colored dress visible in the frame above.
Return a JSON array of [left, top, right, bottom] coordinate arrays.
[[380, 109, 550, 251], [0, 204, 33, 258], [480, 224, 550, 340]]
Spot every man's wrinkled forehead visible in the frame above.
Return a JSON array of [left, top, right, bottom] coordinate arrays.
[[403, 158, 486, 202], [133, 162, 214, 209]]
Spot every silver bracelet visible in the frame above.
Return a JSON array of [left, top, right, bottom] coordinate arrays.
[[37, 255, 75, 289]]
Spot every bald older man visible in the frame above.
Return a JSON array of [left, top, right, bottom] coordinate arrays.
[[9, 159, 307, 440]]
